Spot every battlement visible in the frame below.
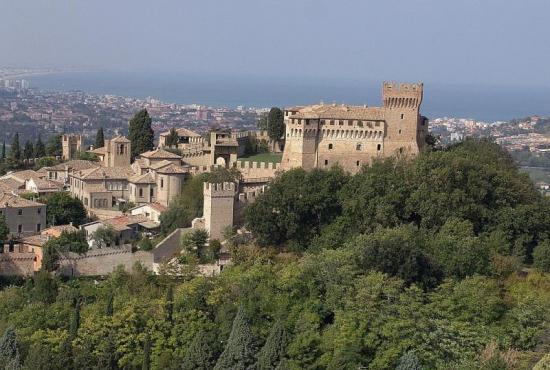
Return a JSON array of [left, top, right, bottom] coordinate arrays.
[[203, 182, 236, 197], [237, 186, 267, 203], [382, 81, 423, 109], [235, 161, 280, 170]]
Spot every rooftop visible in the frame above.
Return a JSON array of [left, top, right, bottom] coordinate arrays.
[[0, 192, 45, 208], [73, 166, 134, 180], [140, 148, 182, 159], [44, 160, 99, 172], [287, 104, 386, 121], [160, 127, 201, 137]]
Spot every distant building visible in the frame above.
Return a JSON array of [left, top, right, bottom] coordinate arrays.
[[0, 193, 46, 237], [62, 134, 84, 161]]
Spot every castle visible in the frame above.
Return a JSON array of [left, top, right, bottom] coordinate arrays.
[[281, 82, 428, 173]]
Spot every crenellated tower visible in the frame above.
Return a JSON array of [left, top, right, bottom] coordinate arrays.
[[203, 182, 236, 240], [382, 82, 427, 155], [281, 115, 320, 171]]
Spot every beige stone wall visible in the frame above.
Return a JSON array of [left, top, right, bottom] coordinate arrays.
[[234, 161, 280, 180], [203, 182, 235, 240], [155, 173, 185, 207], [0, 204, 47, 237], [58, 248, 153, 277], [62, 134, 84, 161], [281, 82, 427, 174], [0, 253, 35, 276]]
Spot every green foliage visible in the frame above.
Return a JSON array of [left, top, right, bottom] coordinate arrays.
[[23, 343, 51, 370], [165, 127, 179, 147], [395, 351, 422, 370], [533, 240, 550, 273], [45, 134, 62, 157], [138, 237, 153, 251], [181, 229, 216, 263], [257, 320, 289, 370], [22, 141, 33, 160], [257, 112, 268, 130], [95, 127, 105, 149], [91, 225, 118, 248], [33, 135, 45, 158], [41, 192, 87, 227], [9, 133, 20, 161], [33, 156, 57, 170], [42, 231, 88, 271], [533, 353, 550, 370], [214, 307, 259, 370], [128, 109, 154, 159], [75, 151, 98, 161], [1, 141, 5, 160], [181, 330, 221, 370], [267, 107, 284, 142], [142, 333, 151, 370], [246, 167, 349, 249], [0, 328, 22, 370]]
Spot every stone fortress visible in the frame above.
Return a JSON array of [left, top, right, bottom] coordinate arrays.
[[282, 82, 428, 173]]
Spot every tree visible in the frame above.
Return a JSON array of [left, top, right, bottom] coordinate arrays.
[[42, 231, 89, 271], [128, 109, 154, 159], [91, 225, 118, 248], [181, 229, 209, 262], [0, 328, 22, 370], [23, 343, 52, 370], [34, 135, 46, 158], [533, 240, 550, 273], [165, 128, 179, 148], [23, 140, 34, 160], [137, 237, 153, 251], [45, 134, 62, 157], [105, 291, 114, 316], [42, 192, 86, 226], [0, 213, 9, 247], [56, 339, 74, 370], [142, 333, 151, 370], [257, 112, 268, 130], [69, 302, 81, 339], [165, 285, 174, 324], [95, 127, 105, 148], [10, 133, 20, 161], [97, 333, 118, 370], [181, 330, 221, 370], [1, 140, 5, 160], [533, 353, 550, 370], [267, 107, 284, 143], [31, 270, 58, 304], [395, 351, 422, 370], [214, 307, 259, 370], [257, 320, 289, 370]]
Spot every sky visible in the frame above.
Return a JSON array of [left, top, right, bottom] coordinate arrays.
[[2, 0, 550, 88]]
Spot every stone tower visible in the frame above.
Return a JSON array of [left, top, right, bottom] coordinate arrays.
[[382, 82, 426, 155], [281, 116, 320, 171], [104, 136, 131, 167], [61, 134, 84, 160], [203, 182, 236, 240]]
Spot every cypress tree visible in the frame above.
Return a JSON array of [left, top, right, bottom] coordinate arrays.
[[1, 140, 5, 160], [34, 135, 46, 158], [23, 140, 34, 160], [95, 127, 105, 149], [166, 128, 179, 147], [56, 339, 73, 370], [214, 307, 259, 370], [165, 285, 174, 324], [142, 333, 151, 370], [105, 291, 114, 316], [257, 320, 289, 370], [98, 332, 117, 370], [69, 302, 81, 339], [396, 351, 422, 370], [0, 328, 22, 370], [73, 343, 95, 370], [181, 330, 221, 370], [128, 109, 154, 159], [10, 133, 21, 161], [267, 107, 284, 142]]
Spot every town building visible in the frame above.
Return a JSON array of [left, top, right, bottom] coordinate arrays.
[[61, 134, 84, 161], [0, 193, 47, 237]]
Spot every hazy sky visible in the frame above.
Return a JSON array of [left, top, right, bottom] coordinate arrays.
[[2, 0, 550, 87]]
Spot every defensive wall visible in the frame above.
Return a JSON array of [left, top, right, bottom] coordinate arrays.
[[0, 253, 35, 276]]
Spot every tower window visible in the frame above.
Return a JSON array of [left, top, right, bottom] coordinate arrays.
[[357, 121, 363, 127], [356, 161, 360, 166], [330, 120, 335, 125], [401, 114, 404, 119], [328, 143, 333, 150], [348, 120, 353, 126], [377, 144, 381, 151], [399, 129, 402, 134], [139, 188, 143, 197], [18, 209, 22, 215], [324, 159, 328, 166], [338, 120, 344, 126], [356, 143, 362, 151]]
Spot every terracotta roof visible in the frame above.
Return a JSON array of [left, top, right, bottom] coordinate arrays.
[[28, 178, 64, 191], [85, 184, 109, 193], [156, 163, 188, 174], [20, 234, 49, 247], [131, 202, 167, 213], [90, 147, 106, 155], [0, 178, 25, 192], [102, 214, 148, 231], [140, 148, 182, 159], [41, 224, 78, 236], [0, 192, 45, 208], [7, 170, 42, 182], [74, 166, 135, 180], [160, 127, 201, 137], [45, 160, 99, 172], [149, 160, 174, 170], [288, 104, 386, 121], [129, 172, 156, 184]]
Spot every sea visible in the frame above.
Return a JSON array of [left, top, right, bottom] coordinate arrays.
[[29, 71, 550, 122]]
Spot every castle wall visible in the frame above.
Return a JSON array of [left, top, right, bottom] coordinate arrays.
[[58, 247, 153, 277], [234, 161, 280, 180], [0, 253, 35, 276]]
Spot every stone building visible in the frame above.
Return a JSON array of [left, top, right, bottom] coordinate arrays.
[[158, 127, 206, 150], [62, 134, 84, 161], [90, 135, 131, 168], [0, 193, 47, 237], [281, 82, 428, 173]]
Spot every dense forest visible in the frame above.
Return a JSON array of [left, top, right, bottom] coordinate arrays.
[[1, 139, 550, 369]]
